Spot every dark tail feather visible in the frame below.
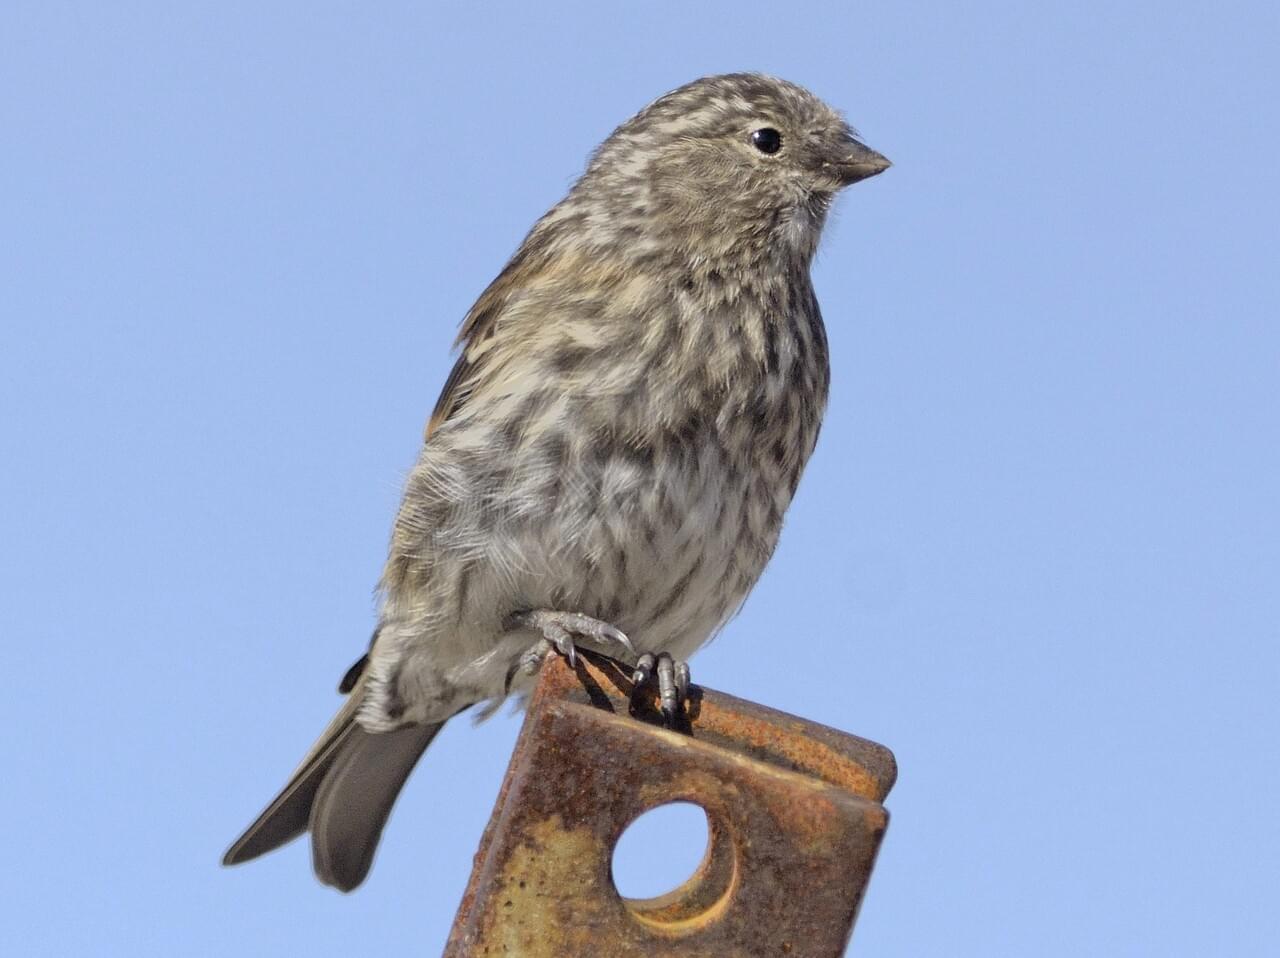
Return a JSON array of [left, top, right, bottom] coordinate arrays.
[[222, 690, 444, 892], [309, 721, 443, 891]]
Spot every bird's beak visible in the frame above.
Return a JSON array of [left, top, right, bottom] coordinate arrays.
[[830, 138, 891, 186]]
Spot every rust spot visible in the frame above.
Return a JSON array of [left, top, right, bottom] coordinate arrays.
[[445, 650, 896, 957]]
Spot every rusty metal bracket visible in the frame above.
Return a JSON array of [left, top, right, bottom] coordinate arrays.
[[445, 651, 896, 957]]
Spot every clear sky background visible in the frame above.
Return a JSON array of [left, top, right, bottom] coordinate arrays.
[[2, 2, 1277, 955]]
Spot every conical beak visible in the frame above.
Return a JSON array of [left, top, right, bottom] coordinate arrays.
[[832, 138, 891, 186]]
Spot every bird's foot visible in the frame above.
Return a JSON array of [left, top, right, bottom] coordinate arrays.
[[630, 652, 691, 727], [507, 609, 634, 675]]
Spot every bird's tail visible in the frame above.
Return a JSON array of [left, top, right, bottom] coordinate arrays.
[[222, 680, 444, 892]]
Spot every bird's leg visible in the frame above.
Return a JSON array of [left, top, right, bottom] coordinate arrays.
[[630, 652, 691, 726], [507, 609, 634, 674]]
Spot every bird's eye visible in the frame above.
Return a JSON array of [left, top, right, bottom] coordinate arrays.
[[750, 128, 783, 155]]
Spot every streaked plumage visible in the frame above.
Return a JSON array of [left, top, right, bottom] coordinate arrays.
[[224, 72, 888, 891]]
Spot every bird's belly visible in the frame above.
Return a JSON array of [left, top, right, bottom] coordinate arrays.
[[573, 485, 750, 659], [539, 436, 786, 663], [370, 420, 798, 724]]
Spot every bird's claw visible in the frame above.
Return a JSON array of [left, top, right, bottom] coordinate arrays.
[[674, 660, 691, 701], [631, 651, 691, 726], [508, 612, 688, 727], [508, 609, 634, 675]]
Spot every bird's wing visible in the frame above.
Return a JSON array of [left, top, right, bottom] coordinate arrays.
[[424, 246, 538, 440]]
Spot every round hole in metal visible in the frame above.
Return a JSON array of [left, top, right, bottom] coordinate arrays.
[[610, 801, 709, 901]]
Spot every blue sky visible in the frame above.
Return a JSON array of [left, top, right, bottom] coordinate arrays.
[[2, 2, 1277, 955]]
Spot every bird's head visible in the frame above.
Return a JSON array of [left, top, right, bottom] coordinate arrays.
[[566, 73, 890, 266]]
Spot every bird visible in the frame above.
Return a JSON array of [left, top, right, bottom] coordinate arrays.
[[222, 72, 889, 892]]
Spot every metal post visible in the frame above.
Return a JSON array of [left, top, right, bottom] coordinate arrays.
[[446, 650, 896, 956]]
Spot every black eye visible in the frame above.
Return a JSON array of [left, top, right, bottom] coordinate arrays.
[[751, 128, 783, 155]]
